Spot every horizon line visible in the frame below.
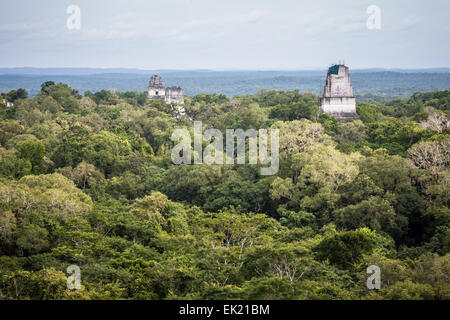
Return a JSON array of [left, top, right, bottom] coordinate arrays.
[[1, 66, 450, 73]]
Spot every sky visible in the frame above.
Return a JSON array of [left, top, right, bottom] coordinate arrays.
[[0, 0, 448, 70]]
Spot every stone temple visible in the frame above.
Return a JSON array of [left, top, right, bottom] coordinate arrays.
[[147, 75, 184, 105], [318, 64, 358, 120]]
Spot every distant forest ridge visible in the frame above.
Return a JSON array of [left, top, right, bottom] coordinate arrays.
[[1, 68, 450, 100]]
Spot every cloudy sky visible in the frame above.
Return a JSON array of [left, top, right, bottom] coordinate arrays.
[[0, 0, 448, 69]]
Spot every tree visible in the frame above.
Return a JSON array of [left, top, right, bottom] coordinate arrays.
[[39, 82, 79, 113], [51, 125, 91, 168], [106, 171, 144, 200], [15, 224, 50, 254], [367, 280, 434, 300], [5, 88, 28, 102], [292, 145, 360, 192], [408, 139, 450, 182], [336, 120, 367, 143], [359, 154, 427, 244], [271, 119, 333, 156], [419, 112, 450, 133], [356, 103, 384, 123], [314, 228, 377, 270], [160, 165, 222, 206], [130, 192, 170, 226], [5, 133, 38, 150], [318, 114, 340, 136], [0, 84, 449, 301], [82, 130, 132, 176], [0, 210, 16, 254], [270, 145, 360, 218], [241, 277, 297, 300], [0, 173, 93, 224], [333, 196, 399, 235], [40, 81, 56, 94], [16, 140, 45, 174], [0, 120, 24, 145], [57, 161, 104, 190], [79, 96, 97, 112], [204, 179, 269, 213], [269, 95, 318, 121]]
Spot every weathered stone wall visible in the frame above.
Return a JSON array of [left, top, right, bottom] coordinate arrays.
[[165, 87, 184, 104], [147, 75, 184, 105], [318, 65, 358, 120], [319, 97, 356, 113], [322, 66, 354, 98], [148, 87, 166, 100], [149, 75, 164, 88]]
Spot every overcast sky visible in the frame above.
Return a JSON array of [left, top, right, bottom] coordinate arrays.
[[0, 0, 448, 70]]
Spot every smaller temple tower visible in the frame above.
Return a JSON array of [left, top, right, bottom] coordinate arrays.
[[148, 75, 184, 105], [318, 64, 358, 120]]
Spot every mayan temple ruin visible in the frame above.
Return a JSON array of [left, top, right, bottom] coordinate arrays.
[[147, 75, 184, 105], [318, 64, 358, 120]]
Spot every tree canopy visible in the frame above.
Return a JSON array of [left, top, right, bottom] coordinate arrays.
[[0, 84, 448, 300]]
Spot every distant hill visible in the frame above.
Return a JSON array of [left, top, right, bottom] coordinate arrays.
[[0, 68, 449, 99], [1, 67, 450, 75]]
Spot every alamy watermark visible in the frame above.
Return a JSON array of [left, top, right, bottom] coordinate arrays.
[[366, 5, 381, 30], [67, 264, 81, 290], [171, 121, 279, 175], [366, 265, 381, 289], [66, 5, 81, 30]]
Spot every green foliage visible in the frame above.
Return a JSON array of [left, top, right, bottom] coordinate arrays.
[[269, 93, 318, 121], [204, 179, 269, 213], [0, 86, 448, 300], [16, 140, 45, 174], [318, 114, 340, 136], [39, 82, 80, 113], [82, 130, 132, 176], [5, 88, 28, 102], [315, 228, 377, 270], [357, 103, 385, 123], [367, 280, 434, 300]]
